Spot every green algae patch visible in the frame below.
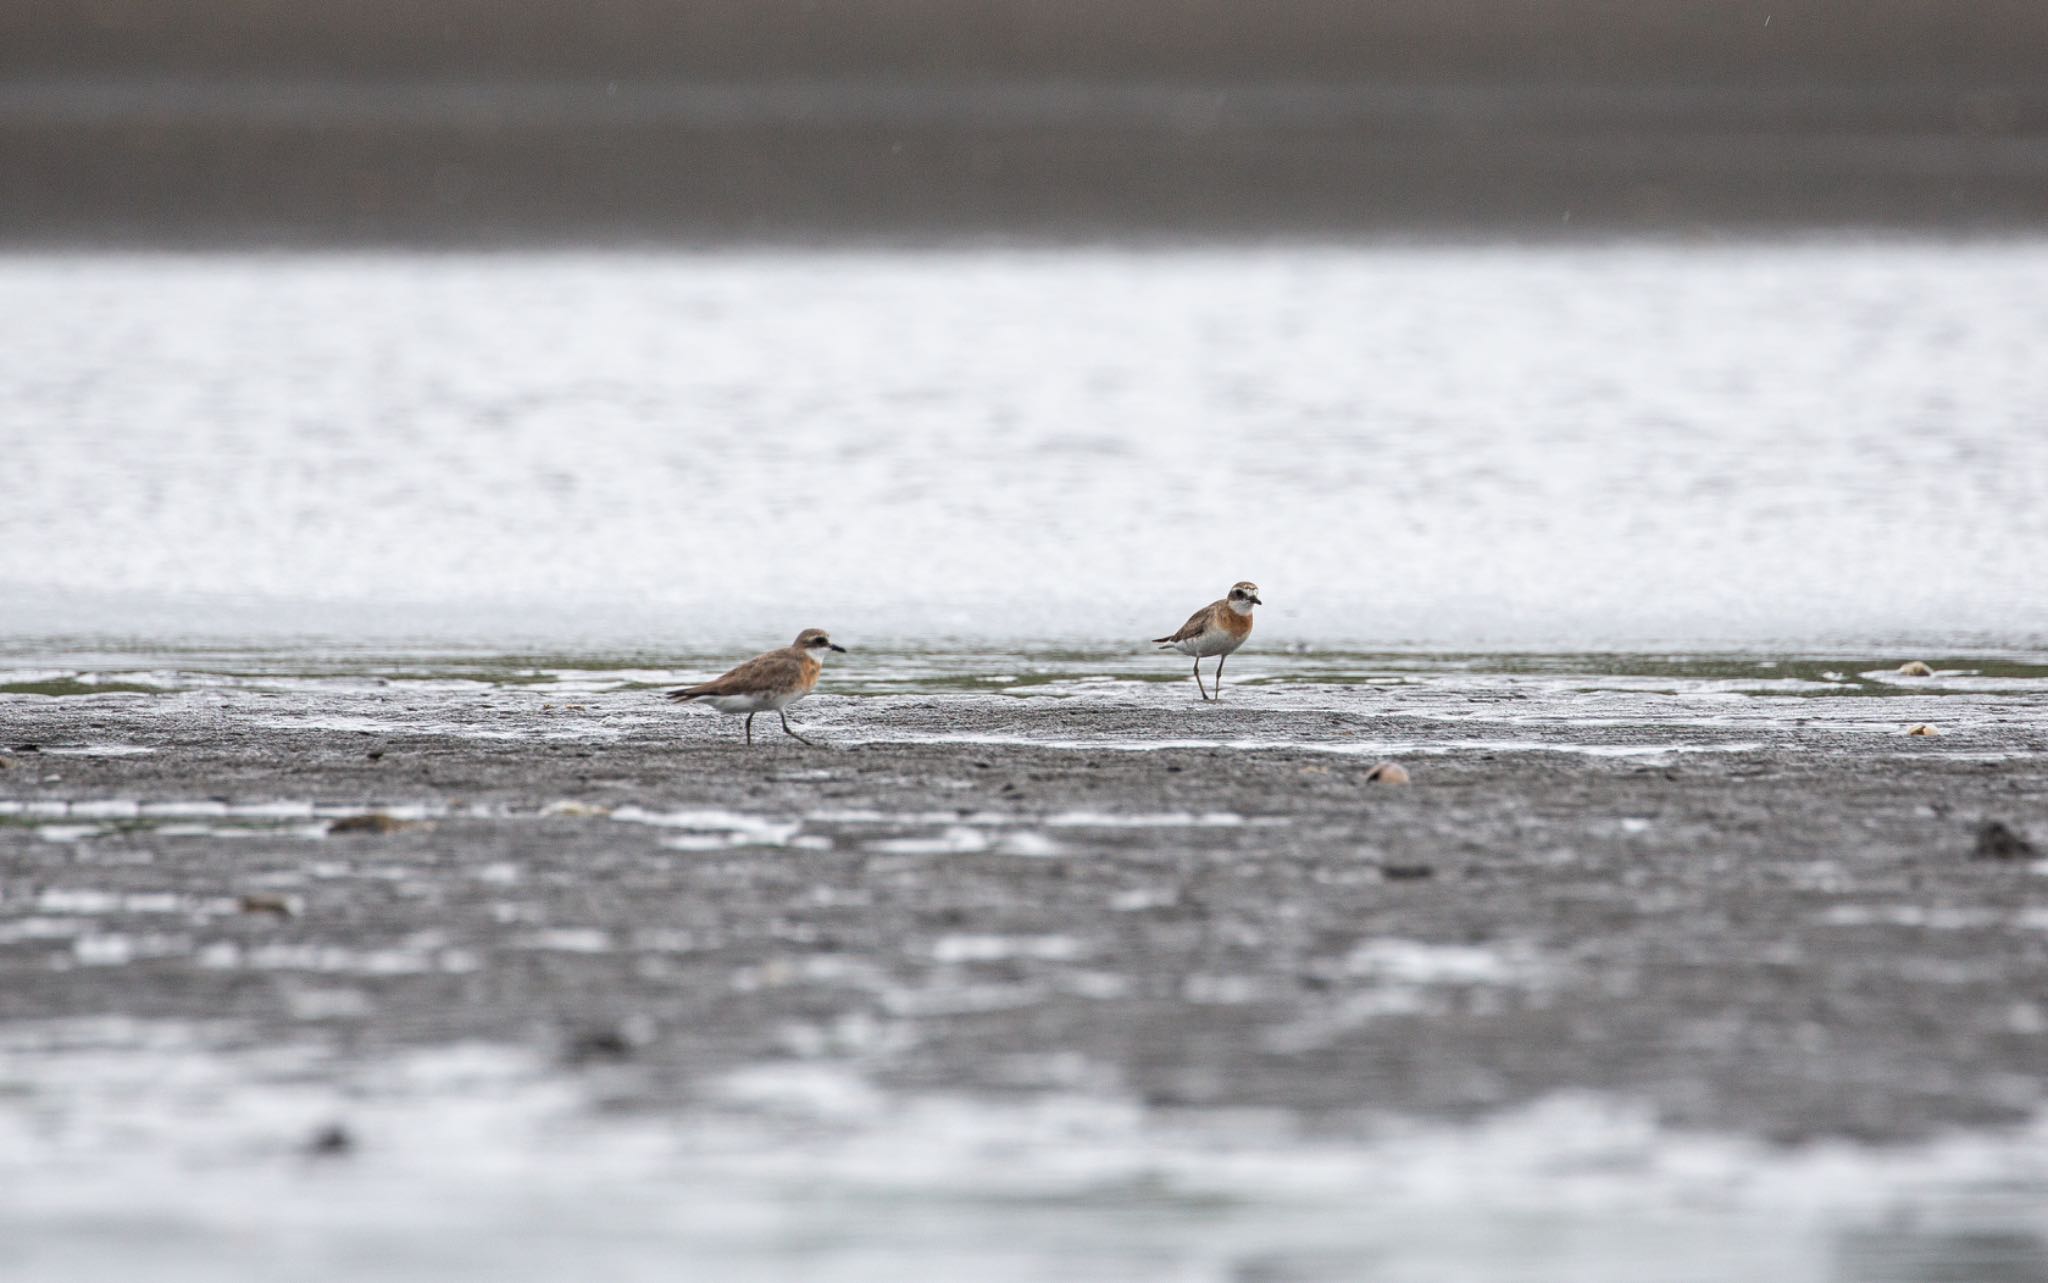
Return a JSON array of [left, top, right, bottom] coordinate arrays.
[[0, 680, 163, 698]]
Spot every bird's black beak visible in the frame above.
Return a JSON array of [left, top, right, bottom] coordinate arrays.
[[1251, 595, 1264, 606], [829, 644, 848, 653]]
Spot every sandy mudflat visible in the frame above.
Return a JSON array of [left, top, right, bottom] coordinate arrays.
[[4, 682, 2046, 1148]]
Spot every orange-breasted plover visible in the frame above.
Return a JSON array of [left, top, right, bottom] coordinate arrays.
[[666, 628, 846, 745], [1153, 581, 1261, 701]]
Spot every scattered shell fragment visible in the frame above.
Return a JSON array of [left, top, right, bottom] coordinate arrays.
[[328, 813, 415, 835], [1365, 761, 1411, 785], [1974, 820, 2038, 861], [1897, 660, 1935, 677], [1905, 724, 1940, 737], [540, 800, 610, 818], [238, 892, 300, 918]]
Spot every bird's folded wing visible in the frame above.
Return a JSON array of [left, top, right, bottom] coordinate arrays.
[[1155, 601, 1220, 644], [670, 650, 801, 699]]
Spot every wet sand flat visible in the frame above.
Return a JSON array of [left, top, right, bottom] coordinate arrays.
[[4, 659, 2046, 1142], [4, 651, 2048, 1279]]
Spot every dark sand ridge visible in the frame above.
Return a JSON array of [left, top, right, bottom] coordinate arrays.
[[10, 0, 2047, 82], [4, 0, 2048, 242], [3, 687, 2045, 1145]]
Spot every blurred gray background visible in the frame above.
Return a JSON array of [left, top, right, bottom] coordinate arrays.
[[4, 0, 2045, 244]]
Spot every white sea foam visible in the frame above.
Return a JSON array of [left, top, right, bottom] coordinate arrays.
[[868, 827, 994, 855], [1044, 810, 1291, 828], [610, 806, 804, 846], [517, 928, 613, 954], [1341, 939, 1526, 985], [852, 731, 1774, 759], [996, 831, 1063, 857], [1823, 905, 2048, 931], [0, 1022, 2045, 1283], [34, 825, 101, 843], [931, 934, 1087, 963]]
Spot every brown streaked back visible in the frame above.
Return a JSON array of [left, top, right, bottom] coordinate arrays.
[[1155, 600, 1227, 645], [667, 647, 818, 702]]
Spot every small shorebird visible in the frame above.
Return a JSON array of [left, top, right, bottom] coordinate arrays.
[[1154, 581, 1261, 701], [665, 628, 846, 745]]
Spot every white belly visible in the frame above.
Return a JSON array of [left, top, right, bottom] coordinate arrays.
[[1168, 629, 1247, 659], [703, 689, 806, 715]]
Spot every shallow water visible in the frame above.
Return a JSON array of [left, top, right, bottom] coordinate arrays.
[[4, 640, 2044, 749], [3, 1020, 2048, 1283], [2, 241, 2045, 648]]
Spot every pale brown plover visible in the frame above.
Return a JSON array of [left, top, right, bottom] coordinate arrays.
[[1153, 581, 1261, 701], [666, 628, 846, 745]]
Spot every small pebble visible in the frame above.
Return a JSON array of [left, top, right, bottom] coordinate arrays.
[[328, 813, 413, 835], [1365, 761, 1411, 785], [238, 892, 299, 918], [306, 1123, 354, 1157], [1974, 820, 2038, 861], [1905, 724, 1940, 737], [1897, 660, 1935, 677], [566, 1029, 635, 1064]]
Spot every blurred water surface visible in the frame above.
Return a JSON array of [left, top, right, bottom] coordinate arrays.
[[3, 240, 2045, 649], [4, 1021, 2047, 1283]]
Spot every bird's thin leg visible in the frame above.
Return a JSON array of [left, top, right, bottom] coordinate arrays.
[[1214, 653, 1227, 701], [779, 709, 817, 746], [744, 712, 755, 746], [1192, 656, 1210, 701]]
